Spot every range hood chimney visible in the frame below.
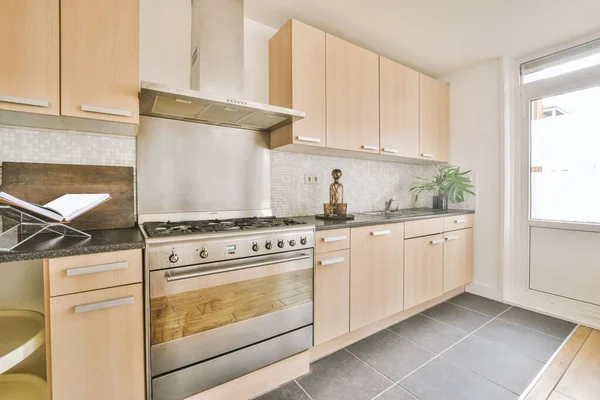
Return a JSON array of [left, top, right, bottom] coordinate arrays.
[[139, 0, 304, 132]]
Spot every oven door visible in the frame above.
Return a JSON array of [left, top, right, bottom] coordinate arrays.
[[149, 249, 314, 377]]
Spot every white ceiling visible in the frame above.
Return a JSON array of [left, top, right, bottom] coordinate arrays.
[[245, 0, 600, 78]]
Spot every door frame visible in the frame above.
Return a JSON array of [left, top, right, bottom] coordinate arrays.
[[503, 35, 600, 329]]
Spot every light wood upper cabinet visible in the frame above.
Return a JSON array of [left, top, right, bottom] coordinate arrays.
[[419, 74, 450, 162], [350, 223, 404, 331], [270, 20, 326, 149], [404, 234, 444, 309], [61, 0, 139, 124], [0, 0, 59, 115], [326, 34, 380, 154], [379, 57, 420, 158], [443, 228, 474, 292], [48, 283, 145, 400], [315, 250, 350, 345]]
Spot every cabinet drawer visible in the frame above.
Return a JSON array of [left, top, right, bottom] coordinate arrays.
[[444, 214, 474, 232], [49, 283, 144, 400], [46, 249, 142, 297], [315, 250, 350, 345], [316, 228, 350, 254], [405, 218, 443, 239]]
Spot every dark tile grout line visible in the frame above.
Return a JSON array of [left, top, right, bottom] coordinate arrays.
[[391, 306, 516, 398], [440, 298, 571, 341], [293, 378, 315, 400], [342, 347, 396, 384]]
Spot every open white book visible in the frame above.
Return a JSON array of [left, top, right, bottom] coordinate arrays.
[[0, 192, 111, 223]]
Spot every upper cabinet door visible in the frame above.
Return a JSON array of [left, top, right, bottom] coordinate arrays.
[[61, 0, 139, 124], [0, 0, 59, 115], [379, 57, 419, 158], [326, 34, 379, 154], [419, 74, 449, 162], [270, 20, 326, 148]]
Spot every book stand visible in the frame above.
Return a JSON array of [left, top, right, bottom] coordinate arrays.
[[0, 205, 90, 251]]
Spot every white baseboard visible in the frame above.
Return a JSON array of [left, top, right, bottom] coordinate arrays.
[[466, 282, 503, 302]]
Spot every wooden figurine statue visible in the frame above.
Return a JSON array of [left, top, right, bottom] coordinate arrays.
[[329, 169, 344, 205]]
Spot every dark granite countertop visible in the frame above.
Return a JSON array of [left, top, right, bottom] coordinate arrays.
[[293, 208, 475, 231], [0, 227, 145, 263]]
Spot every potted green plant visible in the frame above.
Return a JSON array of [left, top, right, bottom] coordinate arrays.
[[410, 164, 475, 210]]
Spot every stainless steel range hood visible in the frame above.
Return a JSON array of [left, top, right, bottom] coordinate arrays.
[[139, 81, 304, 132], [139, 0, 304, 132]]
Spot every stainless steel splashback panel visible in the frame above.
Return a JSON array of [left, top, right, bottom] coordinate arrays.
[[137, 116, 270, 219]]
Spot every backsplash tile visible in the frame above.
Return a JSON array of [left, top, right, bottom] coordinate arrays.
[[271, 151, 451, 217]]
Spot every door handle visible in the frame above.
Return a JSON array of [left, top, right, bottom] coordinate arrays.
[[445, 236, 459, 241], [74, 296, 134, 314], [323, 235, 347, 243], [362, 145, 378, 151], [421, 153, 435, 158], [382, 148, 399, 154], [0, 95, 50, 108], [81, 104, 132, 117], [66, 261, 128, 277], [371, 230, 392, 236], [454, 219, 467, 224], [320, 257, 345, 266], [430, 239, 445, 245], [296, 136, 321, 143]]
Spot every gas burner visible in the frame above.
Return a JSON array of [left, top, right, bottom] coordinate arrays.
[[142, 217, 306, 238]]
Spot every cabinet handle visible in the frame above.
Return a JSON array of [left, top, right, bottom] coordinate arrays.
[[371, 230, 392, 236], [81, 104, 132, 117], [320, 257, 345, 266], [454, 219, 467, 224], [430, 239, 445, 245], [445, 236, 459, 241], [0, 95, 50, 108], [66, 261, 128, 277], [323, 235, 347, 243], [421, 153, 435, 158], [382, 148, 399, 154], [74, 296, 134, 314], [296, 136, 321, 143], [362, 145, 378, 151]]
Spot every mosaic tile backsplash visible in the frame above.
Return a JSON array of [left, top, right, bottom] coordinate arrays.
[[270, 151, 476, 217]]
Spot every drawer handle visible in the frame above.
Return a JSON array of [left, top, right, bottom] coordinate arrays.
[[0, 95, 50, 108], [362, 145, 378, 151], [74, 296, 134, 314], [323, 235, 347, 243], [296, 136, 321, 143], [81, 104, 132, 117], [430, 239, 445, 245], [454, 219, 467, 224], [421, 153, 435, 158], [371, 230, 392, 236], [382, 148, 399, 154], [66, 261, 128, 277], [320, 257, 345, 266], [445, 236, 459, 241]]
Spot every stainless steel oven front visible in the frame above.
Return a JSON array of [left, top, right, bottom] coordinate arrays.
[[147, 230, 314, 400]]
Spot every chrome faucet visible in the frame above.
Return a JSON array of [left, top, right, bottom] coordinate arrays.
[[385, 196, 399, 212]]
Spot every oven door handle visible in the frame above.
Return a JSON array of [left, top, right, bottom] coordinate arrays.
[[165, 253, 312, 282]]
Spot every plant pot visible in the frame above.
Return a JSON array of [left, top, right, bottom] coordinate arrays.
[[433, 195, 448, 211]]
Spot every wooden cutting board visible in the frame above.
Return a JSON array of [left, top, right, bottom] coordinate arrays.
[[0, 162, 135, 231]]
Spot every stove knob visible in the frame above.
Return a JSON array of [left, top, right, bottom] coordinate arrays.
[[278, 239, 285, 248], [169, 252, 179, 263], [265, 241, 273, 250], [289, 239, 296, 247], [199, 248, 209, 259], [252, 242, 260, 252], [300, 237, 307, 245]]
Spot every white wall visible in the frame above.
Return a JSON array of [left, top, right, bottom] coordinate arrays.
[[443, 59, 503, 300]]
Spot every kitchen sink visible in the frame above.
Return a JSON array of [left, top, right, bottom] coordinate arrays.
[[362, 210, 423, 217]]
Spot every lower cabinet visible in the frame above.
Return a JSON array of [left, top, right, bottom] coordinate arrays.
[[443, 228, 474, 292], [314, 250, 350, 345], [48, 283, 145, 400], [350, 223, 404, 331], [404, 234, 444, 309]]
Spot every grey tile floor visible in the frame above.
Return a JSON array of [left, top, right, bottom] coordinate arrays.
[[255, 293, 576, 400]]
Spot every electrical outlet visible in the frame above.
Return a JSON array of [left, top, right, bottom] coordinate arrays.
[[304, 174, 319, 184]]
